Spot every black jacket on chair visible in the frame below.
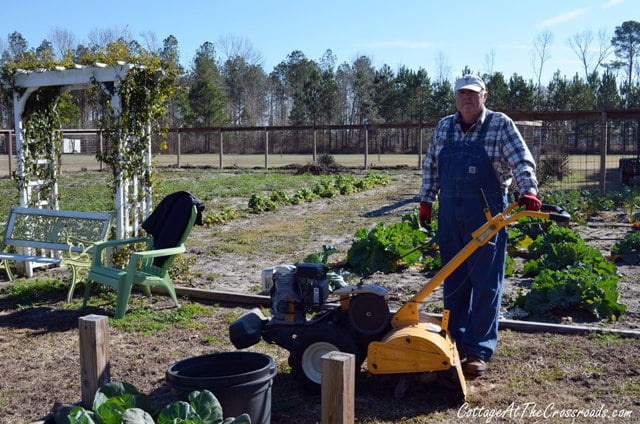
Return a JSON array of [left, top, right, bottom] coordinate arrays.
[[141, 191, 205, 266]]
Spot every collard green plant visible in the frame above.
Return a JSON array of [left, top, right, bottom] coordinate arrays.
[[611, 231, 640, 264], [248, 193, 278, 213], [527, 225, 583, 260], [347, 221, 427, 275], [301, 245, 338, 265], [516, 218, 625, 321], [312, 179, 339, 198], [523, 241, 616, 278], [93, 382, 151, 412], [508, 217, 553, 254], [292, 187, 317, 204], [517, 266, 625, 321], [202, 208, 242, 226]]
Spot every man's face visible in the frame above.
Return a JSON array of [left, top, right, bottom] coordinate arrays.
[[455, 89, 488, 121]]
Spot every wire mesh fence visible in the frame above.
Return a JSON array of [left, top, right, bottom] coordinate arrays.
[[1, 114, 639, 192]]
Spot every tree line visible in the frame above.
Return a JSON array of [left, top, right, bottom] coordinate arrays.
[[1, 21, 639, 131]]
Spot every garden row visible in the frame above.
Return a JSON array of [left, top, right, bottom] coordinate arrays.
[[200, 172, 390, 226]]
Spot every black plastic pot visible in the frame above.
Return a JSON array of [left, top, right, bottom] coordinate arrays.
[[166, 352, 277, 424]]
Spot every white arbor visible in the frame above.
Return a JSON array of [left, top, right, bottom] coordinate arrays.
[[11, 63, 153, 240]]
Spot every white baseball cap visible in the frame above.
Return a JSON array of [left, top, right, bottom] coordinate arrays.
[[454, 75, 486, 93]]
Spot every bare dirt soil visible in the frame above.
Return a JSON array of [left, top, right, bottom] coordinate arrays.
[[1, 170, 640, 423]]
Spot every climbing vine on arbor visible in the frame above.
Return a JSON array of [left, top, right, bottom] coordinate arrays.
[[93, 63, 175, 194], [16, 87, 63, 207]]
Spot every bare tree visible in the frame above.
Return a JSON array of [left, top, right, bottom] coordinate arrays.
[[88, 25, 133, 49], [48, 27, 76, 59], [216, 34, 263, 65], [140, 31, 160, 54], [531, 30, 553, 105], [567, 29, 611, 81], [484, 49, 496, 75], [434, 51, 451, 82]]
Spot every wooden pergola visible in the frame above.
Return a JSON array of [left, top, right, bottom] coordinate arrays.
[[11, 62, 152, 240]]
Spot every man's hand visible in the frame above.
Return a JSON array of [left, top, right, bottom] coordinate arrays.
[[519, 193, 541, 211], [419, 202, 432, 229]]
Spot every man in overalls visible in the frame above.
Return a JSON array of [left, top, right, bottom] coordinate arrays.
[[418, 74, 540, 377]]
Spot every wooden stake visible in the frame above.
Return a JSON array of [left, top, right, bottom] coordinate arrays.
[[321, 351, 355, 424], [79, 314, 110, 408]]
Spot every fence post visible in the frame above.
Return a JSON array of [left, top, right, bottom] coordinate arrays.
[[79, 314, 110, 409], [600, 111, 608, 193], [264, 128, 269, 170], [219, 130, 224, 169], [313, 128, 317, 162], [418, 126, 423, 169], [98, 130, 103, 172], [176, 128, 181, 168], [321, 351, 355, 424], [364, 123, 369, 169]]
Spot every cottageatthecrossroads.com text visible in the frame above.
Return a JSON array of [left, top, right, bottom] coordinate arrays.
[[458, 402, 634, 422]]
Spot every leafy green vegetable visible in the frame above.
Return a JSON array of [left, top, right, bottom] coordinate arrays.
[[527, 225, 583, 260], [202, 208, 242, 226], [269, 190, 292, 204], [248, 193, 278, 212], [515, 218, 625, 321], [523, 241, 616, 277], [122, 408, 155, 424], [188, 390, 223, 424], [68, 407, 97, 424], [611, 231, 640, 264], [292, 187, 317, 204], [312, 179, 339, 198], [157, 401, 201, 424], [347, 221, 427, 275], [93, 382, 151, 414], [517, 266, 625, 320], [301, 245, 338, 265]]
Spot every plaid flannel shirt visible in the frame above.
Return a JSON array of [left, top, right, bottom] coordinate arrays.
[[420, 108, 538, 204]]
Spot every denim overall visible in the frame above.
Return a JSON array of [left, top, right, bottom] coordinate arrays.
[[437, 112, 508, 362]]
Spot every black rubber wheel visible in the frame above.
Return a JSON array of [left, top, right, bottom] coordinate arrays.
[[288, 326, 363, 392]]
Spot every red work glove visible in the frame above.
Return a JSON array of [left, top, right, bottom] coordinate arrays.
[[419, 202, 432, 229], [519, 193, 542, 211]]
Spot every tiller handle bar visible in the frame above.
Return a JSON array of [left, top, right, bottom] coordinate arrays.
[[392, 190, 571, 328]]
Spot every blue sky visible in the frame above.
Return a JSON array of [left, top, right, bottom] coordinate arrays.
[[2, 0, 638, 83]]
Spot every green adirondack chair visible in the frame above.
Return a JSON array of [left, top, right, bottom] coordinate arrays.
[[84, 205, 198, 319]]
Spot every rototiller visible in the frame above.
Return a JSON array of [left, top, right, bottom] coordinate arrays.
[[229, 194, 570, 399]]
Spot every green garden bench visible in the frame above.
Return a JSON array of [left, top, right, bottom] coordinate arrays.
[[0, 207, 113, 301]]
